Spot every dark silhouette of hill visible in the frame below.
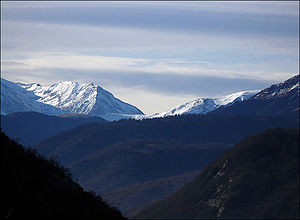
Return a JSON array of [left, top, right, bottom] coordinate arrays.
[[34, 114, 298, 167], [70, 140, 229, 194], [135, 128, 299, 219], [102, 170, 200, 217], [1, 131, 125, 219], [210, 75, 299, 119], [1, 111, 106, 146]]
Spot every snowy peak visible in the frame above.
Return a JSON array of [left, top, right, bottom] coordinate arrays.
[[253, 75, 299, 100], [22, 81, 99, 115], [152, 75, 299, 119], [209, 75, 299, 118], [147, 74, 299, 119], [22, 80, 144, 116], [1, 79, 64, 115], [214, 90, 258, 106], [148, 90, 259, 118], [17, 82, 43, 91], [2, 79, 143, 117]]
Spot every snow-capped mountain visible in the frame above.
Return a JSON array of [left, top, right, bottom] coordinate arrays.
[[252, 75, 299, 100], [1, 79, 144, 118], [210, 75, 299, 118], [146, 75, 299, 119], [145, 90, 259, 119], [1, 79, 64, 115]]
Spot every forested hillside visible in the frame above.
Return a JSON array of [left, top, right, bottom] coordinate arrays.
[[34, 114, 298, 167], [135, 128, 299, 219], [1, 131, 125, 219]]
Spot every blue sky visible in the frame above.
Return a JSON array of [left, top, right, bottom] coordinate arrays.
[[1, 1, 299, 114]]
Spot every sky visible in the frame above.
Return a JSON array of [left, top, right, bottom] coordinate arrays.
[[1, 1, 299, 115]]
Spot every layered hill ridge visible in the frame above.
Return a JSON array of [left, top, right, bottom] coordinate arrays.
[[135, 128, 299, 219], [1, 111, 106, 146], [34, 114, 298, 167], [1, 78, 144, 118], [32, 113, 298, 217]]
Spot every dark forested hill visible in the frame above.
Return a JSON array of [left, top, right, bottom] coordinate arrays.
[[1, 131, 125, 219], [103, 170, 201, 217], [1, 111, 106, 146], [135, 128, 299, 219], [210, 75, 299, 119], [34, 114, 298, 167], [70, 140, 230, 194]]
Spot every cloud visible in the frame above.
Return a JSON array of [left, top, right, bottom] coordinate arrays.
[[2, 1, 298, 16], [2, 2, 299, 39], [2, 20, 298, 61], [2, 52, 297, 83], [1, 63, 283, 95]]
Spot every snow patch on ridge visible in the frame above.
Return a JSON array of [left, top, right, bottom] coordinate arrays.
[[145, 90, 259, 119]]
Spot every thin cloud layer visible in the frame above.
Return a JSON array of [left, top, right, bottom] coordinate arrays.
[[2, 53, 296, 82]]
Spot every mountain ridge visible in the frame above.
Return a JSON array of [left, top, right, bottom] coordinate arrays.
[[2, 75, 298, 120], [1, 111, 106, 146], [210, 74, 299, 118], [146, 90, 259, 118], [1, 78, 144, 118], [34, 114, 298, 167]]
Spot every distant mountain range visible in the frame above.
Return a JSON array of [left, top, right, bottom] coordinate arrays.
[[210, 75, 299, 118], [1, 75, 298, 120], [135, 128, 299, 219], [146, 90, 259, 118], [1, 79, 143, 119], [148, 75, 299, 119]]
